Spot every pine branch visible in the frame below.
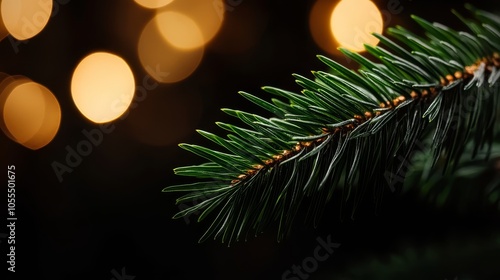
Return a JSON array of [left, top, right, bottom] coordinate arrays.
[[163, 5, 500, 244]]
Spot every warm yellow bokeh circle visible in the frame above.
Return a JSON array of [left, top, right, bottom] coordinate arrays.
[[0, 78, 61, 150], [71, 52, 135, 123], [155, 11, 204, 50], [1, 0, 53, 40], [330, 0, 383, 52]]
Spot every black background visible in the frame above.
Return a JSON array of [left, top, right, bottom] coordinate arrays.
[[1, 0, 500, 279]]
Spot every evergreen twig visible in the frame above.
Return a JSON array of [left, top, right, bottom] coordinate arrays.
[[164, 5, 500, 244]]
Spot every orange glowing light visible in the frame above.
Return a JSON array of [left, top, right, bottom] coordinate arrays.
[[71, 52, 136, 123], [156, 0, 224, 47], [1, 0, 53, 40], [155, 11, 204, 50], [0, 78, 61, 150], [330, 0, 383, 52], [138, 16, 204, 83]]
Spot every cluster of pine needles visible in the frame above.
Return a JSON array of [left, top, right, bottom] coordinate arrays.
[[164, 4, 500, 244]]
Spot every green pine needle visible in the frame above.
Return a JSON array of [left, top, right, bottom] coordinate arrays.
[[163, 5, 500, 244]]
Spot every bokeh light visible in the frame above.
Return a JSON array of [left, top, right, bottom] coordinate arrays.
[[155, 11, 204, 50], [134, 0, 174, 9], [0, 75, 32, 141], [0, 76, 61, 150], [156, 0, 225, 47], [71, 52, 136, 123], [138, 16, 204, 83], [136, 0, 225, 83], [1, 0, 53, 40], [330, 0, 382, 52]]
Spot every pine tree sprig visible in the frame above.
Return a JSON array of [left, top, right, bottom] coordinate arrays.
[[163, 6, 500, 244]]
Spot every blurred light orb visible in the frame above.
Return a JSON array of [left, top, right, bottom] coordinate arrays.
[[71, 52, 135, 123], [0, 79, 61, 150], [155, 11, 204, 50], [138, 17, 203, 83], [156, 0, 224, 47], [0, 75, 36, 141], [134, 0, 174, 9], [1, 0, 53, 40], [330, 0, 382, 52]]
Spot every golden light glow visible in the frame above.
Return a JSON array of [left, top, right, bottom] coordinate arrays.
[[0, 75, 35, 141], [0, 78, 61, 150], [134, 0, 174, 9], [156, 0, 224, 47], [330, 0, 382, 52], [138, 17, 203, 83], [71, 52, 135, 123], [1, 0, 53, 40], [155, 11, 204, 50]]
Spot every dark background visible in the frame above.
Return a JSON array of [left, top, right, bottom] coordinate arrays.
[[1, 0, 500, 279]]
